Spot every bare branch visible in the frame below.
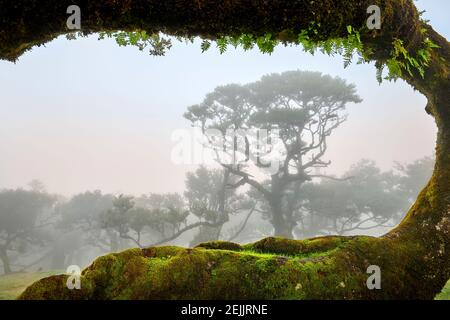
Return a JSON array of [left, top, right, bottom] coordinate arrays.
[[143, 220, 226, 247], [228, 203, 257, 242], [308, 174, 354, 181]]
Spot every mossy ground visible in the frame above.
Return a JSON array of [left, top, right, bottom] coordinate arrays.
[[15, 239, 351, 299], [3, 269, 450, 300], [13, 238, 450, 300]]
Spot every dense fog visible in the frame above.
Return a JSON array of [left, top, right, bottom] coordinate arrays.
[[0, 0, 446, 278]]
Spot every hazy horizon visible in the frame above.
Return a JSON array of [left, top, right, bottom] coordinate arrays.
[[0, 0, 447, 197]]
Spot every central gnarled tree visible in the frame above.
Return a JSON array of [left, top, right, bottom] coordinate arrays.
[[185, 71, 362, 239], [2, 0, 449, 299]]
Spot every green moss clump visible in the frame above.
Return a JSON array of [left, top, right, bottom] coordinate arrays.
[[18, 239, 346, 300], [17, 235, 422, 300], [195, 241, 242, 251], [243, 236, 350, 256]]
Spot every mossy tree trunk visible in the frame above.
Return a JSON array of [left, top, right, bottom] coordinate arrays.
[[2, 0, 449, 299]]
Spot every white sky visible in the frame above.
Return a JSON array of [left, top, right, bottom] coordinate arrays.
[[0, 0, 448, 196]]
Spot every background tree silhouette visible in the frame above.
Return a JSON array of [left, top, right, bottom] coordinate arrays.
[[185, 71, 362, 238], [0, 189, 55, 274]]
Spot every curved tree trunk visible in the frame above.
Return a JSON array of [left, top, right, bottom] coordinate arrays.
[[2, 0, 449, 299]]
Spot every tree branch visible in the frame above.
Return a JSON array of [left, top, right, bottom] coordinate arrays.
[[143, 220, 227, 247], [308, 174, 354, 181], [228, 203, 257, 242]]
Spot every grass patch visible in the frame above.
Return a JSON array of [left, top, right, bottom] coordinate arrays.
[[0, 270, 61, 300], [435, 280, 450, 300]]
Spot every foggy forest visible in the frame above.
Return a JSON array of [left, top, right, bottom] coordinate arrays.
[[0, 0, 449, 302]]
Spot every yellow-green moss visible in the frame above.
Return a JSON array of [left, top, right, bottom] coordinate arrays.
[[243, 236, 350, 256], [195, 241, 242, 251], [16, 236, 420, 300]]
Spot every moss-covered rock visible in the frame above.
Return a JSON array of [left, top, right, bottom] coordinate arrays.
[[18, 238, 349, 300], [15, 234, 439, 300]]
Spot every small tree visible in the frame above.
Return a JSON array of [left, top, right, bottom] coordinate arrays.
[[100, 195, 135, 250], [0, 189, 55, 274], [300, 161, 406, 235], [58, 191, 115, 253], [100, 193, 191, 248], [134, 193, 189, 240], [184, 166, 243, 245]]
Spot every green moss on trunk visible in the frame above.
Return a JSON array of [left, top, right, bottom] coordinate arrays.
[[15, 234, 441, 299]]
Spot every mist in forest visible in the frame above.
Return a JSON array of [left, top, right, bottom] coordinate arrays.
[[0, 66, 436, 274], [0, 0, 448, 275]]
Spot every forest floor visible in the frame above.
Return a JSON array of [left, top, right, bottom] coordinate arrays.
[[1, 270, 450, 300], [0, 270, 61, 300]]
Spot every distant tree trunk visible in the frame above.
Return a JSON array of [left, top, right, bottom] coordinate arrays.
[[269, 179, 294, 238], [215, 169, 231, 237], [269, 194, 290, 238], [272, 218, 293, 239], [0, 246, 12, 275], [269, 176, 302, 239]]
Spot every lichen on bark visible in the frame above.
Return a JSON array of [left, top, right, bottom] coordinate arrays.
[[1, 0, 449, 299]]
